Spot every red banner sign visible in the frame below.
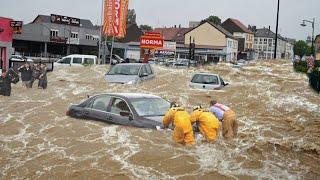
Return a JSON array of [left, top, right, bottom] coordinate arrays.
[[103, 0, 129, 38], [140, 36, 164, 49]]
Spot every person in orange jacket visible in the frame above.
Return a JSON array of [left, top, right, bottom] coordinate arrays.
[[190, 106, 220, 142], [163, 103, 195, 145]]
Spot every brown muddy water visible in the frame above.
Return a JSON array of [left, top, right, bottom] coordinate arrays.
[[0, 60, 319, 179]]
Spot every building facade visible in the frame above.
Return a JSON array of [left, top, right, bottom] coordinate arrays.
[[221, 18, 254, 60], [0, 17, 13, 71], [253, 28, 293, 60], [13, 14, 100, 58], [184, 21, 238, 62]]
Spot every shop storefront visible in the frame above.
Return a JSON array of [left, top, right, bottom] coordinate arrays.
[[0, 17, 13, 72]]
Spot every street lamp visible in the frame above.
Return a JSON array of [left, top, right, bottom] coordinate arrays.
[[301, 18, 315, 56]]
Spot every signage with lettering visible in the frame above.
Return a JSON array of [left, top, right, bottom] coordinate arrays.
[[140, 36, 164, 49], [10, 21, 23, 34], [50, 36, 67, 44], [103, 0, 129, 38], [50, 14, 80, 26]]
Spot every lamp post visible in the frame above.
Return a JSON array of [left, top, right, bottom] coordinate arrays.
[[274, 0, 280, 59], [301, 18, 315, 56]]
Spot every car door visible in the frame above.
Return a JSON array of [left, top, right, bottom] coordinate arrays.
[[108, 97, 134, 126], [71, 57, 84, 67], [138, 65, 149, 82], [83, 95, 112, 122], [145, 64, 155, 80]]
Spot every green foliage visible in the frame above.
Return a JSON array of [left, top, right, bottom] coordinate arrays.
[[293, 61, 308, 73], [201, 15, 221, 25], [294, 40, 309, 57], [140, 24, 153, 31], [306, 46, 315, 56], [127, 9, 136, 24]]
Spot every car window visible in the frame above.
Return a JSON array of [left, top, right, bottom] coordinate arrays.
[[73, 58, 83, 64], [131, 98, 170, 116], [91, 95, 111, 111], [60, 58, 71, 64], [191, 74, 219, 84], [110, 98, 131, 115], [220, 77, 225, 85], [146, 64, 153, 75], [108, 65, 140, 75], [84, 58, 94, 65], [139, 66, 148, 76]]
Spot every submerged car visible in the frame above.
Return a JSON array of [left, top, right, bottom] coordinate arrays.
[[105, 63, 155, 84], [67, 93, 171, 129], [189, 73, 228, 90]]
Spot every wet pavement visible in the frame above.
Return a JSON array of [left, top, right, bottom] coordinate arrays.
[[0, 60, 319, 179]]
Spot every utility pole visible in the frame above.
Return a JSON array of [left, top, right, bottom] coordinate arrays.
[[274, 0, 280, 59], [98, 0, 104, 63]]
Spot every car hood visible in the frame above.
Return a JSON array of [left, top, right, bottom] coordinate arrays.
[[105, 74, 139, 84]]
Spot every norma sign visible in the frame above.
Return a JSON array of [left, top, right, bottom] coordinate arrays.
[[10, 21, 23, 34], [140, 36, 164, 49], [50, 14, 80, 26]]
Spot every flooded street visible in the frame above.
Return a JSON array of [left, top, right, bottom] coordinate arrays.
[[0, 60, 319, 179]]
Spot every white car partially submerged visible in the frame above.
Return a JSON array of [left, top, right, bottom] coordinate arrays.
[[189, 73, 228, 90], [54, 54, 97, 67]]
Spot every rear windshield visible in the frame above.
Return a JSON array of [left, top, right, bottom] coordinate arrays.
[[191, 74, 219, 84], [108, 65, 141, 75]]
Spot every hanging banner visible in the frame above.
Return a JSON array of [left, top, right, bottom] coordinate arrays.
[[103, 0, 129, 38]]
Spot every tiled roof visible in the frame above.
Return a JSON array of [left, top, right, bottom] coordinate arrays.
[[154, 27, 191, 43], [184, 21, 236, 39], [255, 28, 276, 38], [221, 18, 253, 34]]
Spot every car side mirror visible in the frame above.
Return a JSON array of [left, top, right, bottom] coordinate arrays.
[[140, 73, 148, 77], [224, 82, 229, 86], [120, 111, 133, 121]]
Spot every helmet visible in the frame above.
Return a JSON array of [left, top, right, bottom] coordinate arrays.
[[193, 105, 203, 111]]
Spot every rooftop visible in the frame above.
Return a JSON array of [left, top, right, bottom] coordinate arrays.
[[221, 18, 253, 34]]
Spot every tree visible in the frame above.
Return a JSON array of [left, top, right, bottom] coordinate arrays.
[[201, 15, 221, 25], [127, 9, 136, 24], [294, 40, 309, 57], [139, 24, 153, 31], [306, 46, 315, 56]]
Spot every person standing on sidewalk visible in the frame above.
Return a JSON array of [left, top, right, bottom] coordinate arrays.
[[18, 62, 33, 88]]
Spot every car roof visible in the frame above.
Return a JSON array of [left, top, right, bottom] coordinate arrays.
[[114, 63, 144, 66], [193, 73, 220, 76], [95, 93, 162, 100], [65, 54, 97, 58]]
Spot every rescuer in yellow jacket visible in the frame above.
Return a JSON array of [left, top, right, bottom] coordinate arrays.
[[163, 104, 195, 145], [190, 106, 220, 142]]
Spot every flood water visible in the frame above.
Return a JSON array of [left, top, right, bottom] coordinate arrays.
[[1, 60, 319, 179]]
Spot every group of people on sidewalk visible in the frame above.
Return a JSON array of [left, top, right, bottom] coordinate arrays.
[[0, 61, 48, 96], [163, 100, 238, 146], [17, 61, 48, 89]]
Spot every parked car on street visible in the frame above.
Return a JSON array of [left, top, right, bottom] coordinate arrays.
[[66, 93, 171, 129], [189, 73, 228, 90], [54, 54, 97, 67], [105, 63, 155, 84]]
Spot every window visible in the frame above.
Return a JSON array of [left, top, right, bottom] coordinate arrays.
[[72, 58, 82, 64], [131, 98, 170, 116], [85, 34, 92, 40], [59, 58, 71, 64], [84, 58, 94, 65], [92, 95, 111, 111], [108, 65, 141, 75], [146, 65, 153, 75], [50, 30, 58, 37], [71, 32, 78, 39], [139, 66, 148, 76], [191, 74, 219, 85], [110, 98, 130, 115], [264, 39, 268, 44]]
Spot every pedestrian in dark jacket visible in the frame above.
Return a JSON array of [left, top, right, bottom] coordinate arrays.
[[0, 69, 19, 96], [30, 63, 41, 88], [18, 62, 33, 88], [38, 63, 47, 89]]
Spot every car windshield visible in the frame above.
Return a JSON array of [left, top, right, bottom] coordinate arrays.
[[191, 74, 219, 84], [108, 65, 141, 75], [131, 98, 171, 116]]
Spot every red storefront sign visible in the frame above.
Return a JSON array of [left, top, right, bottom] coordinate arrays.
[[140, 36, 164, 49]]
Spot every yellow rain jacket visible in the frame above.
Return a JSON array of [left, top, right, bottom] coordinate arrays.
[[163, 107, 195, 145], [190, 109, 219, 142]]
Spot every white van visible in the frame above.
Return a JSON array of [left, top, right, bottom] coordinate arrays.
[[54, 54, 97, 67]]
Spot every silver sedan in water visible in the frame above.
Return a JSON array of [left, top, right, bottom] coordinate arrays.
[[67, 93, 171, 129], [105, 63, 155, 84]]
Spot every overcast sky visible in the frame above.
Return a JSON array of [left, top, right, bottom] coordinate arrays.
[[1, 0, 319, 40]]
